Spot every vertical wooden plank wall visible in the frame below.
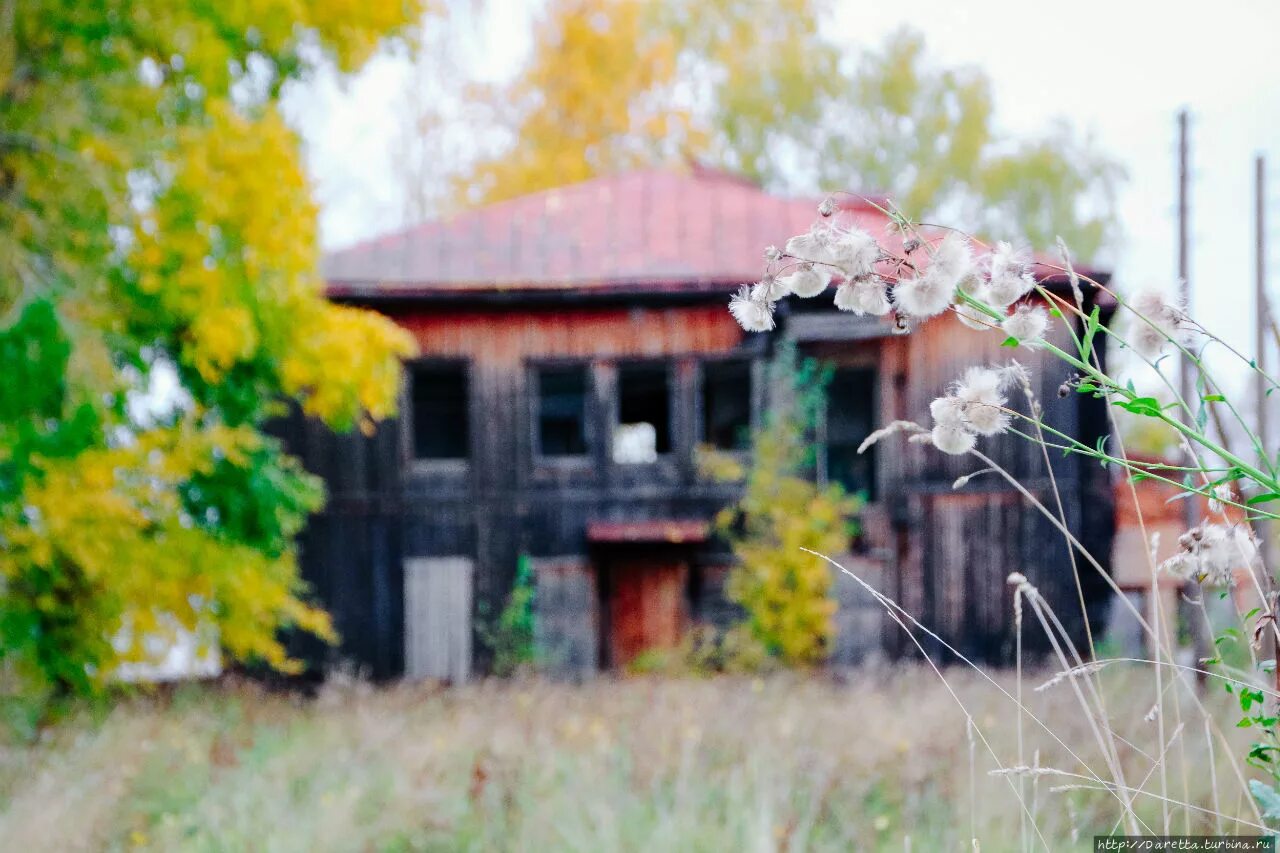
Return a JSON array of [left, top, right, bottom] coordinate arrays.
[[269, 405, 405, 679], [884, 303, 1113, 661]]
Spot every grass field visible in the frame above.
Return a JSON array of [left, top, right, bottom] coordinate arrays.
[[0, 666, 1258, 851]]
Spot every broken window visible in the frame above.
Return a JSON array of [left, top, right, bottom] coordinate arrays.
[[825, 367, 877, 500], [410, 363, 469, 460], [536, 365, 589, 456], [701, 360, 752, 451], [614, 364, 671, 463]]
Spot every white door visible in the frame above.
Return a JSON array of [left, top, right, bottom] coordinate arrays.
[[404, 556, 472, 683]]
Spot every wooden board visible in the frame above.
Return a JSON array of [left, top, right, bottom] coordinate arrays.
[[531, 556, 598, 678]]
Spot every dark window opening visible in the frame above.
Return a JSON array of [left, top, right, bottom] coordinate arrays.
[[537, 366, 589, 456], [411, 363, 469, 460], [702, 360, 752, 451], [826, 367, 877, 500], [614, 364, 671, 463]]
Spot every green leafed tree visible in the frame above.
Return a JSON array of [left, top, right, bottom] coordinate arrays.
[[0, 0, 421, 717], [408, 1, 1121, 260]]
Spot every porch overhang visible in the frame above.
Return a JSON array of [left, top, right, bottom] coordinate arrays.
[[586, 520, 710, 545]]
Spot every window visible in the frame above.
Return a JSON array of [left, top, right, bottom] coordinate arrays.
[[614, 364, 671, 463], [702, 360, 752, 451], [410, 363, 469, 460], [537, 365, 589, 456], [825, 367, 877, 500]]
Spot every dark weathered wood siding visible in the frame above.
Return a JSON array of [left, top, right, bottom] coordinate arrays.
[[864, 304, 1114, 661], [276, 290, 1113, 676], [270, 406, 405, 679]]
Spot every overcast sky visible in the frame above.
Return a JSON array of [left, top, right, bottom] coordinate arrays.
[[287, 0, 1280, 395]]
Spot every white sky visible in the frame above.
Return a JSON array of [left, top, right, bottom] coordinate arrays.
[[287, 0, 1280, 396]]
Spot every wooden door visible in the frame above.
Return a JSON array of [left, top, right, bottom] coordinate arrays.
[[404, 556, 473, 684], [604, 555, 688, 668]]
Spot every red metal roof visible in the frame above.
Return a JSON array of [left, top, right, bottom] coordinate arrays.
[[323, 168, 1110, 298], [323, 168, 891, 296]]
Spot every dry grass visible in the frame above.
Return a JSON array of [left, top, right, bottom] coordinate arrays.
[[0, 666, 1256, 852]]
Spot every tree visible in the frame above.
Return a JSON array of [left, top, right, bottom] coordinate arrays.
[[407, 2, 1121, 260], [0, 1, 420, 712]]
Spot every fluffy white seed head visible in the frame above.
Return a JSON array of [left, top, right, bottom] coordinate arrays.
[[956, 365, 1003, 398], [893, 232, 973, 318], [1209, 483, 1233, 515], [954, 366, 1009, 436], [785, 223, 880, 281], [1161, 523, 1260, 585], [752, 275, 788, 302], [1001, 305, 1050, 345], [987, 241, 1036, 306], [781, 263, 830, 298], [833, 281, 858, 312], [1127, 287, 1192, 359], [930, 395, 967, 427], [834, 277, 891, 316], [1160, 552, 1200, 583], [784, 227, 826, 262], [1131, 288, 1185, 325], [988, 241, 1028, 280], [729, 285, 775, 332], [785, 223, 842, 264], [930, 232, 973, 284], [827, 228, 881, 279], [931, 423, 977, 455], [893, 271, 954, 317], [1130, 324, 1168, 360], [988, 273, 1036, 307], [997, 361, 1031, 393]]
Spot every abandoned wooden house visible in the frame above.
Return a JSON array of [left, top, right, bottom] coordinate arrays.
[[277, 168, 1116, 681]]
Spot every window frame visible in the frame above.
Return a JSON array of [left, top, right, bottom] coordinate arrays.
[[403, 357, 473, 472], [610, 359, 677, 466], [528, 358, 595, 465], [817, 363, 879, 502], [696, 356, 757, 454]]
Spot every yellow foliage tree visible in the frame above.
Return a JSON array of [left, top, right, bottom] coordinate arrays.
[[0, 0, 419, 713], [453, 0, 699, 207]]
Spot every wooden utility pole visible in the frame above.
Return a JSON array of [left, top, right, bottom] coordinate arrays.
[[1258, 154, 1270, 468], [1177, 109, 1193, 413], [1258, 154, 1274, 577], [1177, 109, 1197, 537]]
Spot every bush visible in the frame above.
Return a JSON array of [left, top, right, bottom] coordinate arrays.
[[707, 347, 860, 667]]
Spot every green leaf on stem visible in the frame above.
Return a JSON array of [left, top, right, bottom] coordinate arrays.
[[1080, 305, 1101, 361], [1114, 396, 1162, 417]]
